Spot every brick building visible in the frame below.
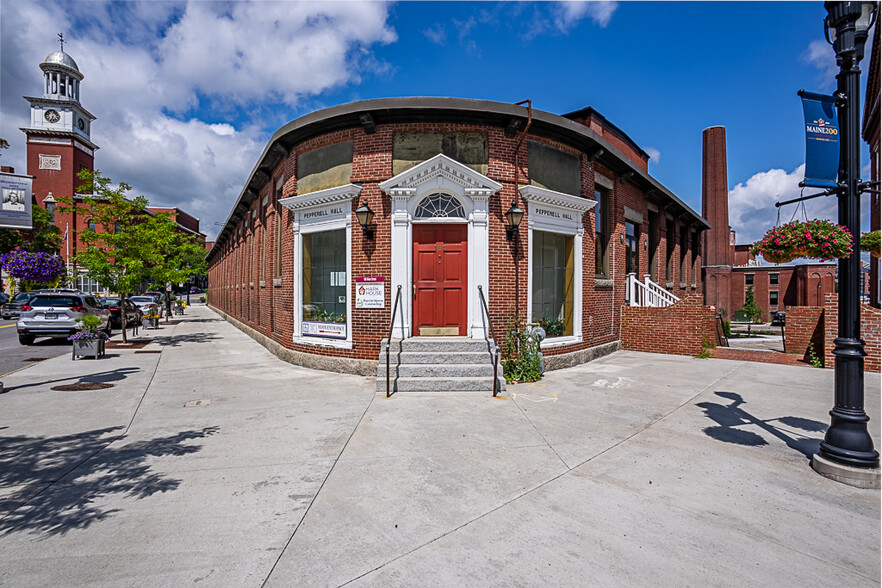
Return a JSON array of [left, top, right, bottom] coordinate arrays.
[[701, 126, 838, 320], [863, 17, 880, 309], [207, 98, 708, 375]]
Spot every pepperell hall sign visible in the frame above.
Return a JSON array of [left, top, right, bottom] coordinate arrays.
[[799, 90, 840, 189]]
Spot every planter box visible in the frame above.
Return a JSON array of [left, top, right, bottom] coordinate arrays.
[[142, 318, 160, 329], [72, 338, 105, 360]]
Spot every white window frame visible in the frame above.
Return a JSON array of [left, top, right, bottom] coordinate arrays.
[[280, 184, 359, 349], [520, 185, 596, 349]]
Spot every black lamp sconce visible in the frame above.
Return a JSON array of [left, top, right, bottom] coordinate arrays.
[[355, 199, 375, 239], [505, 200, 524, 241]]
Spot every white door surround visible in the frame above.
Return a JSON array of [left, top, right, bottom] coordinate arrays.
[[379, 153, 502, 339]]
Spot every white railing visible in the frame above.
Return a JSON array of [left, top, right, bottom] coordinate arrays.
[[627, 273, 680, 307]]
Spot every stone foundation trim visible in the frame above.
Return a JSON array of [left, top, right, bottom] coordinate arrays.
[[210, 305, 376, 376], [543, 340, 620, 371], [811, 453, 881, 489]]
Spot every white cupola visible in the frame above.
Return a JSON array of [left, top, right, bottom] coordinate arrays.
[[40, 50, 83, 103]]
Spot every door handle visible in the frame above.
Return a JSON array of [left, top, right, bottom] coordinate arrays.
[[413, 284, 416, 299]]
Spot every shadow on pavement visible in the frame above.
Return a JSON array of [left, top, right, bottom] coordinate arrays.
[[697, 391, 827, 461], [149, 332, 222, 348], [0, 426, 219, 537], [1, 367, 142, 394]]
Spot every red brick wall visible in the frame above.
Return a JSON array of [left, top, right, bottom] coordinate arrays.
[[621, 295, 717, 356], [823, 294, 881, 373], [783, 305, 824, 363], [209, 119, 703, 368]]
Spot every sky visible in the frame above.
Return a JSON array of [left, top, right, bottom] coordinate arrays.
[[0, 1, 876, 248]]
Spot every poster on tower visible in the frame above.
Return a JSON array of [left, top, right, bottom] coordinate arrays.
[[0, 171, 33, 230]]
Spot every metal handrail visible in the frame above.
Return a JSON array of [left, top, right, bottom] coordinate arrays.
[[477, 285, 500, 397], [385, 285, 402, 398]]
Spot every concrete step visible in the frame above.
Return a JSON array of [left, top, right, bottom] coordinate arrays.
[[378, 350, 494, 364], [377, 362, 496, 378], [383, 337, 495, 353], [376, 376, 504, 395]]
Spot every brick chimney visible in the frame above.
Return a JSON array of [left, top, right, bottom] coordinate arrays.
[[701, 126, 733, 315]]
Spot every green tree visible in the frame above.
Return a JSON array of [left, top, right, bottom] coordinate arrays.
[[738, 285, 763, 335], [57, 170, 202, 341]]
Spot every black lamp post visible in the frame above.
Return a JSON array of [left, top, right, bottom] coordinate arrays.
[[355, 199, 375, 239], [816, 1, 879, 470]]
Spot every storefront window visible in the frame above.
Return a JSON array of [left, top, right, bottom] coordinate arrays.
[[531, 231, 574, 337], [302, 229, 347, 338]]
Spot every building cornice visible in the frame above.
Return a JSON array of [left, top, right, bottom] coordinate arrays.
[[519, 184, 596, 212]]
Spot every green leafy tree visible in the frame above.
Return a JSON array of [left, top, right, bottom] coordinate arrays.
[[738, 285, 763, 335], [57, 170, 201, 341]]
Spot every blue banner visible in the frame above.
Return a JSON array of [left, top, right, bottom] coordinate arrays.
[[800, 91, 840, 189]]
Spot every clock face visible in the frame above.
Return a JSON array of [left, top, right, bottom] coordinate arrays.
[[44, 109, 60, 123], [77, 118, 85, 130]]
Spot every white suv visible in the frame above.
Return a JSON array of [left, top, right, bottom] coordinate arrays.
[[17, 291, 111, 345]]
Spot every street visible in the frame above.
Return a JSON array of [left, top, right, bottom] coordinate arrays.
[[0, 318, 70, 377]]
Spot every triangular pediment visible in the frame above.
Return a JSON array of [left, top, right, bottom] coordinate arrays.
[[379, 153, 502, 197]]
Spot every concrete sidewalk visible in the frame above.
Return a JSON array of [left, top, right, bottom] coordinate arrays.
[[0, 304, 878, 587]]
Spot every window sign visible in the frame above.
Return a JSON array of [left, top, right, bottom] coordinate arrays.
[[356, 277, 385, 309]]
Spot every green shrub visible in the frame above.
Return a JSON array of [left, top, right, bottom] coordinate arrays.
[[501, 318, 542, 384]]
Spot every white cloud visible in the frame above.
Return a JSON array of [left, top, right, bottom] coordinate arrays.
[[0, 0, 397, 241], [553, 1, 618, 31], [803, 39, 838, 90], [644, 147, 661, 165], [728, 164, 839, 247], [209, 123, 236, 137], [423, 23, 447, 45]]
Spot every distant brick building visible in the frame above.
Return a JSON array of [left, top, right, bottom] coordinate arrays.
[[701, 126, 837, 320], [863, 17, 880, 309], [207, 98, 708, 374]]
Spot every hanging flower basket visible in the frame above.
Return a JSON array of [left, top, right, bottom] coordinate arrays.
[[861, 230, 881, 258], [751, 219, 854, 263]]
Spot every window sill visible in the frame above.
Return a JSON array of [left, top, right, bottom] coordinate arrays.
[[595, 277, 614, 289], [292, 335, 352, 350], [273, 278, 283, 288], [540, 335, 582, 349], [679, 283, 687, 289]]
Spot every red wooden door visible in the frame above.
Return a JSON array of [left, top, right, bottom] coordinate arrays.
[[413, 224, 468, 336]]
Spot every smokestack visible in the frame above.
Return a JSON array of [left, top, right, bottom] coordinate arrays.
[[702, 126, 732, 267]]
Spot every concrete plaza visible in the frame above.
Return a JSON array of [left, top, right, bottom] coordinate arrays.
[[0, 304, 878, 586]]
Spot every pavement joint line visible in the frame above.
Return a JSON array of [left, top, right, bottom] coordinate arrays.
[[341, 360, 751, 585], [0, 353, 66, 379], [261, 390, 378, 588], [659, 485, 879, 584], [509, 390, 570, 469], [0, 324, 167, 530]]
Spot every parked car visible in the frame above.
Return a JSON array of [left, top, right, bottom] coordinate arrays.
[[771, 311, 786, 327], [129, 295, 160, 316], [17, 292, 111, 345], [189, 286, 203, 294], [102, 297, 143, 328], [1, 291, 37, 320], [0, 292, 8, 305]]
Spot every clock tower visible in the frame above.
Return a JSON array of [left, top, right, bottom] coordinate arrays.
[[21, 41, 98, 262]]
